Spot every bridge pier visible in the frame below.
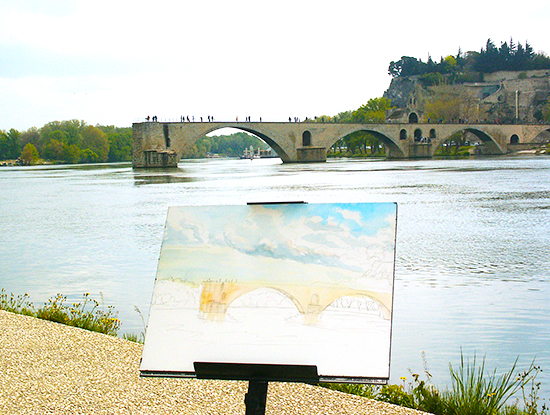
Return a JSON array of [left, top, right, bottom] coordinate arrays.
[[408, 144, 432, 158], [296, 146, 327, 162]]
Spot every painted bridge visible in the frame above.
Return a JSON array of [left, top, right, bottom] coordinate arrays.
[[132, 121, 550, 167], [199, 281, 392, 325]]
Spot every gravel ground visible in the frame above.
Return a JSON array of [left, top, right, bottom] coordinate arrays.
[[0, 310, 431, 415]]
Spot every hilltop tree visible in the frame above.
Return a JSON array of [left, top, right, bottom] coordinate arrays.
[[389, 38, 550, 78]]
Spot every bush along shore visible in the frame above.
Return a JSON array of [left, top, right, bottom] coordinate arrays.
[[1, 289, 546, 414]]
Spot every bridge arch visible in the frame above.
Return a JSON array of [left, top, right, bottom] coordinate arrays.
[[196, 125, 290, 162], [225, 286, 305, 315], [433, 127, 506, 156], [330, 127, 406, 158], [532, 128, 550, 143], [510, 134, 520, 144], [323, 293, 391, 319]]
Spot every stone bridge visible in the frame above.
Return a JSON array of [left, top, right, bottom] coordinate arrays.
[[199, 281, 392, 325], [132, 121, 550, 167]]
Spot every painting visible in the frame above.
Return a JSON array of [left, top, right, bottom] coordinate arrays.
[[140, 202, 397, 382]]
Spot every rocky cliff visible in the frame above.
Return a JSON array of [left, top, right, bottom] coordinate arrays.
[[383, 70, 550, 123]]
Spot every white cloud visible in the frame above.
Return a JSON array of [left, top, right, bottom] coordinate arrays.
[[1, 0, 549, 130]]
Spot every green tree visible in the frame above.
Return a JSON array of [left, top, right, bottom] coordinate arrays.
[[389, 56, 428, 78], [20, 143, 39, 165], [43, 139, 65, 161], [62, 144, 81, 164], [80, 125, 109, 162], [20, 127, 41, 153], [80, 148, 99, 163], [351, 97, 393, 123], [0, 129, 21, 160], [41, 120, 84, 148], [101, 127, 132, 162], [0, 131, 9, 160]]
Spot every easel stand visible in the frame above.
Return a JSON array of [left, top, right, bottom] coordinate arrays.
[[245, 381, 268, 415], [193, 362, 319, 415]]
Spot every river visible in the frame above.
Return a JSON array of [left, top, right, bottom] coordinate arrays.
[[1, 156, 549, 398]]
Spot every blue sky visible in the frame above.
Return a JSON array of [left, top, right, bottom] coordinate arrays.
[[2, 0, 550, 131]]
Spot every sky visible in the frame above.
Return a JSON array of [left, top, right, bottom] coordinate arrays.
[[1, 0, 550, 131]]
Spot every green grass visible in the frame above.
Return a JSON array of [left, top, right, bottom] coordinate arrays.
[[322, 353, 547, 415], [0, 289, 120, 336]]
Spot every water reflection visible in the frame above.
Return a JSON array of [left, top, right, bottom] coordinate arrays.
[[133, 168, 196, 186]]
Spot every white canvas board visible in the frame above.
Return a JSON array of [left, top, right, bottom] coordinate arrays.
[[140, 202, 397, 381]]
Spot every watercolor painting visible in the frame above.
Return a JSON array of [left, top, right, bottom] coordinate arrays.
[[140, 202, 397, 382]]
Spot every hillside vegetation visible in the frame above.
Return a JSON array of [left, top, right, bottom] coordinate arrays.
[[389, 38, 550, 84]]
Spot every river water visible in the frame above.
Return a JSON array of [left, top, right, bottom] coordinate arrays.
[[1, 156, 549, 397]]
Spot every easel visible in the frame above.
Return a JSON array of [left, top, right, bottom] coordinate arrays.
[[194, 362, 319, 415], [244, 381, 268, 415], [139, 201, 397, 414]]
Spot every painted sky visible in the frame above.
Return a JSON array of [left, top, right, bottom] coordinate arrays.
[[160, 203, 397, 285], [2, 0, 550, 131]]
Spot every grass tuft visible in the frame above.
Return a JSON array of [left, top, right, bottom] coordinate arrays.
[[322, 351, 547, 415], [1, 289, 120, 336]]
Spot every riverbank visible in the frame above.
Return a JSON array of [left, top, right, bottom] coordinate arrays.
[[0, 310, 429, 415]]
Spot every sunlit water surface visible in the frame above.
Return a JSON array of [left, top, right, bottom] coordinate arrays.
[[1, 156, 549, 397]]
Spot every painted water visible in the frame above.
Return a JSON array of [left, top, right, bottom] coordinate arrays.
[[1, 156, 549, 397]]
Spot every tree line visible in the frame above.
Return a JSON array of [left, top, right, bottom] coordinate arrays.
[[0, 120, 132, 165], [389, 38, 550, 82]]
